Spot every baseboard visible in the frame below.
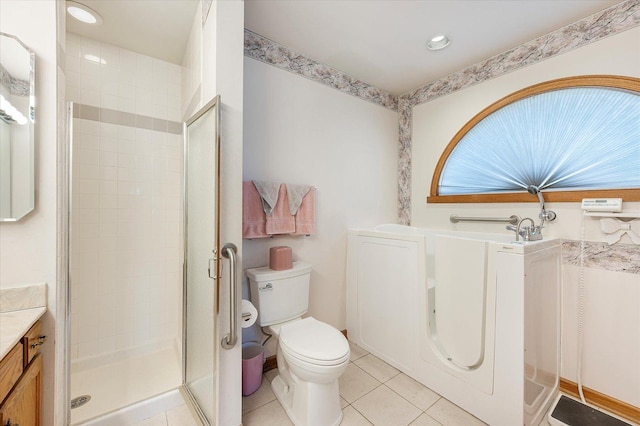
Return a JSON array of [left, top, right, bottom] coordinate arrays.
[[263, 355, 277, 372], [262, 329, 348, 373], [559, 378, 640, 424]]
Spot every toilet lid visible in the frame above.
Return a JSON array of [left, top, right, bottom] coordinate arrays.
[[279, 317, 350, 365]]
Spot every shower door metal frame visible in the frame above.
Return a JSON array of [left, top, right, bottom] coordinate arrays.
[[181, 95, 222, 426], [63, 101, 74, 425]]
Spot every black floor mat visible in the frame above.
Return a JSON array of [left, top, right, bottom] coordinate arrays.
[[550, 396, 631, 426]]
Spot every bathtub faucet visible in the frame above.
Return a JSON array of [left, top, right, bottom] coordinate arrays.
[[506, 185, 556, 241], [508, 217, 543, 241]]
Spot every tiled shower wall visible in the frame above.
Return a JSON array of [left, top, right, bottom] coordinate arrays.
[[66, 34, 181, 121], [66, 34, 183, 361]]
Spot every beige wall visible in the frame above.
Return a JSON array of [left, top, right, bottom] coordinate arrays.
[[242, 57, 399, 352], [411, 26, 640, 406], [0, 1, 59, 424]]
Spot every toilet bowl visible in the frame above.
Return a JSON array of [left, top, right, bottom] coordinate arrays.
[[246, 262, 351, 426], [270, 317, 350, 426]]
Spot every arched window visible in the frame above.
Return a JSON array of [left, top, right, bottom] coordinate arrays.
[[429, 76, 640, 203]]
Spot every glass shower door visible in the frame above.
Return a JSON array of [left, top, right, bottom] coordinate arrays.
[[183, 97, 221, 424]]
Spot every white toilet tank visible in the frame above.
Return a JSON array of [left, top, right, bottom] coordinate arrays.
[[246, 262, 312, 327]]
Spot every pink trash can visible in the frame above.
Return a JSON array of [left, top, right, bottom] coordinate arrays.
[[242, 342, 264, 396]]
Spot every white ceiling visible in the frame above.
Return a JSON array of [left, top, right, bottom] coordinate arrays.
[[66, 0, 199, 65], [66, 0, 623, 95], [244, 0, 622, 95]]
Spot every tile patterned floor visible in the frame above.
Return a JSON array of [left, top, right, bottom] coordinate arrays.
[[242, 341, 488, 426], [96, 340, 630, 426]]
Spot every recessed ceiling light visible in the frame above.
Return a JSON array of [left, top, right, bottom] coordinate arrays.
[[67, 1, 103, 25], [427, 34, 450, 51]]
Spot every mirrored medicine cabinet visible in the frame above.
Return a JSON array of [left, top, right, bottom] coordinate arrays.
[[0, 32, 35, 221]]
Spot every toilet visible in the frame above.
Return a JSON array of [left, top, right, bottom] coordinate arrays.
[[246, 262, 350, 426]]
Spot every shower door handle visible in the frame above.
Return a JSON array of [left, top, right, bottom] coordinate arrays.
[[221, 243, 238, 350]]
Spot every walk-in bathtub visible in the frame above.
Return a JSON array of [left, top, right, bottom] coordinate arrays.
[[346, 224, 561, 426]]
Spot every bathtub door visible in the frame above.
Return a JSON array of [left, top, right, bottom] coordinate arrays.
[[183, 97, 221, 424]]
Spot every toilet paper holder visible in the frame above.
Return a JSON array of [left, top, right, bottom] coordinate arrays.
[[241, 299, 258, 328]]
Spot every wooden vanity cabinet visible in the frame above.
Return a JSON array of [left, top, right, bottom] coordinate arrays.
[[0, 320, 44, 426], [0, 355, 42, 426]]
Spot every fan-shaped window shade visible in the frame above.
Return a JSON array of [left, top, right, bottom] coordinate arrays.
[[429, 76, 640, 203]]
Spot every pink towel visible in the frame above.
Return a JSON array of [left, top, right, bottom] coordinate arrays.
[[266, 185, 296, 235], [291, 188, 316, 236], [243, 181, 269, 239]]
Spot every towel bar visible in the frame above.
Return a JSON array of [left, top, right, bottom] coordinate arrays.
[[450, 214, 519, 224]]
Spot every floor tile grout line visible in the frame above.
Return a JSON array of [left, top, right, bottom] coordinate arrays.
[[406, 408, 424, 426], [384, 380, 442, 414], [352, 357, 401, 384], [422, 395, 443, 413], [350, 352, 368, 361], [350, 388, 423, 426], [241, 378, 277, 415], [348, 361, 383, 384], [353, 353, 402, 383], [345, 381, 384, 406], [341, 362, 384, 404], [242, 395, 277, 416], [416, 411, 446, 426], [352, 355, 448, 413], [356, 382, 423, 426], [348, 400, 377, 426]]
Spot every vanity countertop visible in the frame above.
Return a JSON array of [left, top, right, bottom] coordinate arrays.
[[0, 306, 47, 359]]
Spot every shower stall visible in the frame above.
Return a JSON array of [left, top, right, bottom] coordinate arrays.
[[68, 94, 228, 426], [68, 98, 184, 422], [64, 6, 230, 422], [67, 93, 228, 426], [70, 92, 183, 423], [64, 24, 189, 424]]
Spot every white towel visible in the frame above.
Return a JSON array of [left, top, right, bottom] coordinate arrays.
[[252, 181, 281, 216], [285, 183, 311, 215]]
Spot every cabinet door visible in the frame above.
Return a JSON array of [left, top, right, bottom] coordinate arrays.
[[0, 344, 23, 404], [0, 354, 42, 426]]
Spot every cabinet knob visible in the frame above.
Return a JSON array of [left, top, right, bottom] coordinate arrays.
[[5, 418, 19, 426]]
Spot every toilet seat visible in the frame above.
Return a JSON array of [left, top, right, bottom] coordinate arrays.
[[279, 317, 350, 366]]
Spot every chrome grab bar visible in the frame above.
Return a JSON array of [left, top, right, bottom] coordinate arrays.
[[221, 243, 238, 350], [450, 214, 519, 225]]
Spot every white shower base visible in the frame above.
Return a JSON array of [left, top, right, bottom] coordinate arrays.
[[71, 345, 181, 424]]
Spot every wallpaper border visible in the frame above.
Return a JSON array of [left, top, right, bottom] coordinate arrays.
[[244, 29, 399, 111]]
